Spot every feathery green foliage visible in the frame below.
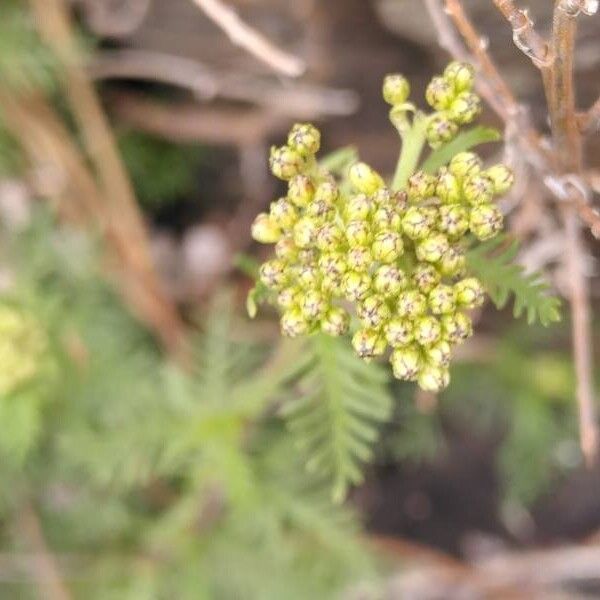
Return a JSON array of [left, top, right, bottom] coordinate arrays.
[[467, 235, 562, 326], [282, 334, 393, 503]]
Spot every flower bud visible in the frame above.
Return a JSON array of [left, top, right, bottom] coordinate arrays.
[[438, 204, 469, 238], [373, 265, 407, 297], [358, 295, 391, 329], [428, 284, 456, 315], [389, 190, 409, 213], [322, 274, 344, 297], [469, 203, 503, 240], [463, 173, 494, 206], [383, 73, 411, 105], [426, 112, 459, 148], [413, 315, 442, 347], [251, 213, 281, 244], [281, 308, 310, 338], [425, 76, 456, 110], [402, 207, 434, 240], [321, 307, 350, 336], [274, 236, 298, 261], [297, 247, 319, 264], [385, 318, 414, 347], [307, 199, 336, 221], [425, 340, 452, 367], [372, 187, 390, 207], [436, 168, 462, 204], [438, 246, 466, 277], [396, 289, 427, 318], [454, 277, 485, 309], [449, 152, 482, 179], [443, 61, 475, 93], [270, 197, 298, 229], [348, 246, 373, 272], [344, 193, 373, 221], [316, 222, 344, 251], [412, 263, 441, 294], [418, 364, 450, 392], [259, 259, 287, 289], [343, 271, 372, 301], [319, 252, 347, 278], [352, 328, 386, 359], [277, 287, 300, 310], [416, 233, 450, 263], [288, 174, 315, 208], [297, 264, 321, 289], [301, 289, 328, 321], [293, 216, 319, 248], [407, 170, 437, 201], [346, 220, 372, 247], [269, 145, 307, 180], [287, 123, 321, 155], [372, 230, 404, 263], [349, 162, 385, 195], [441, 312, 472, 343], [372, 206, 402, 232], [390, 345, 422, 380], [314, 180, 339, 204], [485, 164, 514, 195], [448, 91, 481, 125]]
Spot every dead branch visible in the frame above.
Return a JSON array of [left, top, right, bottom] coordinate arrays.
[[578, 95, 600, 132], [188, 0, 305, 77]]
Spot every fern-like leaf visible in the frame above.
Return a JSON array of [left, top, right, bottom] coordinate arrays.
[[467, 235, 562, 326], [281, 334, 392, 503]]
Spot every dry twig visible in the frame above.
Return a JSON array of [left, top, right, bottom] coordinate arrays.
[[188, 0, 305, 77]]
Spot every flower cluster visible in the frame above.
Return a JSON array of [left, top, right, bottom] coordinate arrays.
[[250, 64, 513, 392]]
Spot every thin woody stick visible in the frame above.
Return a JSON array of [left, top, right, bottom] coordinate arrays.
[[189, 0, 305, 77]]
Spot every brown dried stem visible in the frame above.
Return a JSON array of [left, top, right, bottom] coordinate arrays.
[[578, 95, 600, 132]]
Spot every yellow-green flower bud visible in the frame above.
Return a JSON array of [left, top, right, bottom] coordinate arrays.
[[343, 271, 372, 301], [413, 264, 441, 294], [389, 190, 409, 213], [322, 274, 344, 297], [269, 145, 307, 180], [373, 265, 407, 297], [314, 180, 339, 204], [259, 259, 287, 289], [319, 252, 347, 278], [288, 174, 315, 208], [251, 212, 281, 244], [416, 233, 450, 263], [277, 287, 300, 310], [372, 230, 404, 263], [372, 187, 390, 207], [402, 206, 434, 240], [281, 308, 310, 338], [449, 152, 482, 179], [418, 364, 450, 392], [385, 318, 414, 347], [469, 203, 503, 240], [287, 123, 321, 155], [463, 173, 494, 206], [454, 277, 485, 309], [316, 222, 344, 251], [441, 312, 473, 343], [414, 315, 442, 347], [426, 112, 459, 148], [358, 294, 391, 329], [390, 345, 422, 380], [407, 170, 437, 201], [349, 162, 385, 195], [352, 328, 386, 359], [397, 289, 427, 318], [485, 164, 514, 195], [438, 205, 469, 238], [436, 168, 462, 204], [297, 264, 321, 289], [383, 73, 411, 105], [346, 220, 372, 247], [270, 197, 298, 229], [443, 61, 475, 93], [428, 284, 456, 315], [301, 289, 328, 321], [372, 206, 402, 232], [275, 236, 298, 261], [425, 76, 456, 110], [293, 216, 319, 248], [297, 247, 319, 264], [438, 246, 466, 277], [425, 340, 452, 367], [321, 307, 350, 336], [348, 246, 372, 272], [307, 199, 336, 221], [345, 193, 373, 221], [448, 91, 481, 125]]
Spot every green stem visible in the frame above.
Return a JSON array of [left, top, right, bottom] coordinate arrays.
[[391, 112, 428, 191]]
